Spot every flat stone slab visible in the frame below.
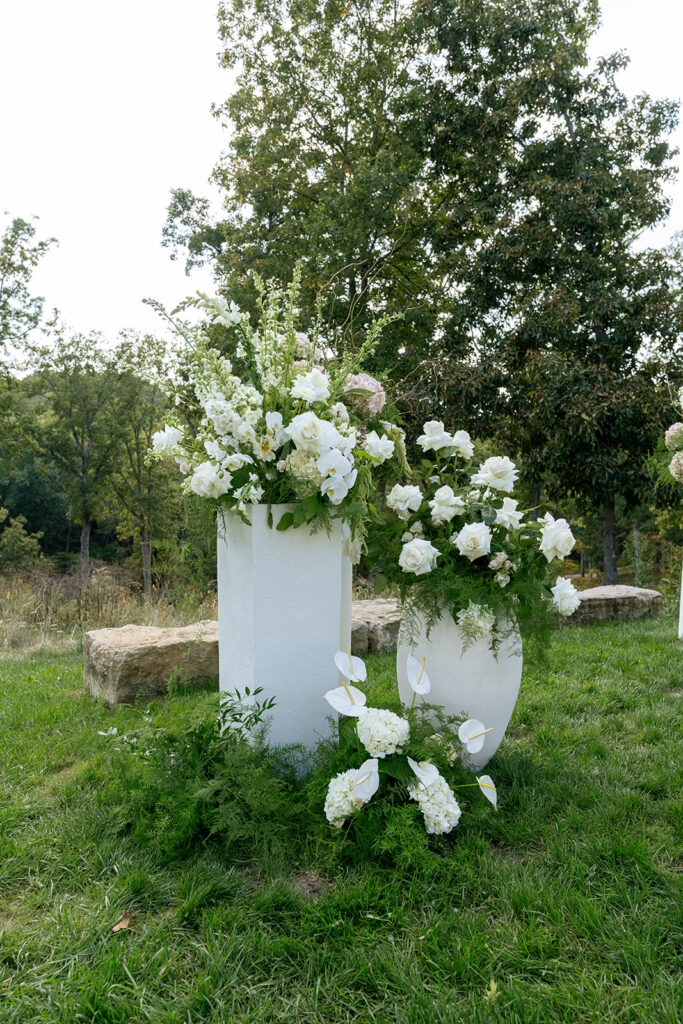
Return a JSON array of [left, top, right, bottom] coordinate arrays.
[[351, 598, 401, 655], [567, 585, 663, 626], [84, 621, 218, 705]]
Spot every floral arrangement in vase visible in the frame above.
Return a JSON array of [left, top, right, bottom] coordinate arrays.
[[323, 650, 497, 836], [664, 387, 683, 485], [369, 420, 581, 645], [150, 267, 405, 542]]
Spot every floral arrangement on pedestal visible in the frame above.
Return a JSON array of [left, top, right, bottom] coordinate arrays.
[[369, 420, 581, 645], [322, 651, 497, 836], [149, 267, 405, 542], [664, 387, 683, 485]]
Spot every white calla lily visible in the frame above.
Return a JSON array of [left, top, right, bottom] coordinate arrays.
[[334, 649, 367, 683], [406, 655, 431, 695], [353, 758, 380, 800], [477, 775, 498, 809], [458, 718, 493, 754], [324, 684, 367, 718], [407, 756, 439, 789]]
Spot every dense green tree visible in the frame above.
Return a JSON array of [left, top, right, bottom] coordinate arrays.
[[0, 217, 55, 362]]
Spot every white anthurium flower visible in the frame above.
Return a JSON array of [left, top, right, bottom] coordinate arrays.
[[416, 420, 456, 452], [324, 684, 368, 717], [477, 775, 498, 809], [406, 655, 431, 695], [458, 718, 493, 754], [334, 649, 367, 683], [353, 758, 380, 801], [317, 449, 352, 478], [407, 756, 439, 789]]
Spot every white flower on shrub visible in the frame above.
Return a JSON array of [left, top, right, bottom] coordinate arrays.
[[429, 485, 464, 524], [669, 451, 683, 484], [286, 450, 323, 486], [551, 576, 581, 616], [152, 424, 184, 456], [188, 461, 232, 499], [452, 429, 474, 459], [362, 430, 395, 462], [324, 758, 379, 827], [197, 292, 241, 327], [399, 537, 440, 576], [387, 484, 423, 519], [664, 422, 683, 451], [416, 420, 456, 452], [329, 401, 350, 427], [286, 412, 339, 455], [357, 708, 410, 758], [407, 772, 461, 835], [453, 522, 492, 561], [495, 497, 523, 530], [539, 513, 575, 562], [472, 456, 518, 493], [290, 367, 331, 404]]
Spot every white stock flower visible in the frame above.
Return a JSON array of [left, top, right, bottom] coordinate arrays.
[[471, 456, 519, 493], [416, 420, 456, 452], [362, 431, 395, 462], [387, 484, 423, 520], [452, 430, 474, 459], [265, 411, 288, 446], [408, 772, 461, 835], [324, 759, 379, 827], [453, 522, 492, 561], [286, 412, 339, 455], [197, 292, 241, 326], [357, 708, 410, 758], [551, 576, 581, 616], [539, 513, 575, 562], [398, 538, 440, 576], [429, 485, 464, 524], [188, 461, 232, 499], [290, 367, 331, 404], [329, 401, 350, 427], [152, 424, 184, 455], [495, 497, 524, 530], [406, 655, 431, 694]]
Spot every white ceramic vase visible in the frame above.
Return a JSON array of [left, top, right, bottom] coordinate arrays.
[[396, 610, 523, 769], [678, 562, 683, 640], [217, 504, 351, 747]]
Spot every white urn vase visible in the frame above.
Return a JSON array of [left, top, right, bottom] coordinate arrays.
[[396, 610, 523, 768], [217, 504, 351, 747]]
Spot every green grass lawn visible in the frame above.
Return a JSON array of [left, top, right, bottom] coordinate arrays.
[[0, 618, 681, 1023]]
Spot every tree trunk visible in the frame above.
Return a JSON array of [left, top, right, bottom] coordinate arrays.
[[140, 538, 153, 599], [528, 484, 542, 522], [80, 516, 92, 591], [602, 495, 618, 585], [633, 517, 642, 586]]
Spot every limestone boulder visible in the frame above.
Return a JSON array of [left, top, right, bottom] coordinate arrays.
[[567, 585, 663, 626], [351, 598, 402, 654], [84, 621, 218, 705]]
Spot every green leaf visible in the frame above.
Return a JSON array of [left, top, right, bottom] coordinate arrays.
[[381, 755, 414, 785], [276, 511, 294, 531], [374, 573, 388, 594]]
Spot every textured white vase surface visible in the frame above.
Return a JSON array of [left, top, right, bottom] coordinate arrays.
[[218, 504, 351, 747], [396, 611, 523, 768]]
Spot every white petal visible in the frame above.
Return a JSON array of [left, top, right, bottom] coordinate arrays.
[[406, 655, 431, 694], [324, 685, 367, 717], [334, 650, 367, 682], [477, 775, 497, 808], [458, 718, 487, 754], [407, 756, 440, 788], [354, 758, 380, 800]]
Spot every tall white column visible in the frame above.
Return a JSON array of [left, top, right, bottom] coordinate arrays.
[[678, 561, 683, 640]]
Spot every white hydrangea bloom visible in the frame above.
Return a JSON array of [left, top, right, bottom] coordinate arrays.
[[356, 708, 410, 758], [408, 772, 461, 835], [324, 759, 379, 827], [670, 451, 683, 484], [664, 422, 683, 451]]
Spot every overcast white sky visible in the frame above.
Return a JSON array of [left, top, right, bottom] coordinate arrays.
[[1, 0, 681, 339]]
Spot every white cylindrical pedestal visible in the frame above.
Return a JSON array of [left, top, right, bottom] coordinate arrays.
[[217, 504, 349, 747], [678, 562, 683, 640]]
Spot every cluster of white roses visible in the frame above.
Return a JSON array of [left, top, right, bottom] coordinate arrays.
[[384, 420, 581, 627], [151, 287, 400, 521], [665, 388, 683, 485], [322, 651, 497, 835]]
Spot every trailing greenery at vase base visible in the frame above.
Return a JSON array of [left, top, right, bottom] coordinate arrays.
[[1, 619, 681, 1022], [369, 423, 580, 649], [150, 267, 406, 546]]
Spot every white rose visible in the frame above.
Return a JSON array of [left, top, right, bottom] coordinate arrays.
[[551, 576, 581, 616], [452, 430, 474, 459], [398, 537, 440, 576], [539, 513, 575, 562], [387, 484, 423, 520], [428, 485, 464, 524], [453, 522, 492, 561], [363, 430, 395, 462], [189, 461, 232, 499], [286, 412, 339, 455], [290, 367, 331, 404], [416, 420, 456, 452], [495, 497, 524, 530], [471, 456, 518, 493], [152, 423, 184, 456]]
